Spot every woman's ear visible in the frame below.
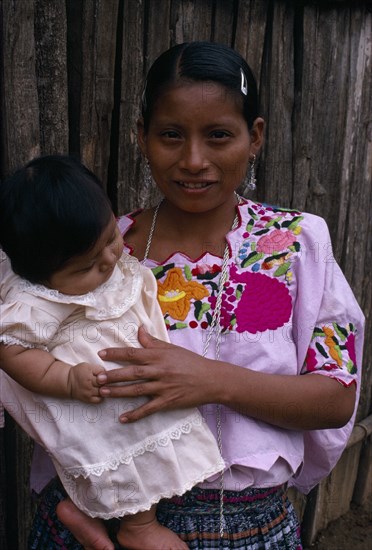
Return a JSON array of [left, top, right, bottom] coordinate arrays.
[[137, 118, 147, 156], [249, 117, 265, 156]]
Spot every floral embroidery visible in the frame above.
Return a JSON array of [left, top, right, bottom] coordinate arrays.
[[229, 265, 292, 333], [345, 333, 357, 366], [191, 263, 221, 278], [237, 203, 303, 282], [152, 203, 305, 332], [305, 348, 318, 371], [208, 283, 237, 330], [302, 322, 357, 375], [157, 267, 209, 321], [256, 229, 297, 254], [323, 326, 343, 367]]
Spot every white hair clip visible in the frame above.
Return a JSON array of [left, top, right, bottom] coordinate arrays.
[[240, 68, 248, 96]]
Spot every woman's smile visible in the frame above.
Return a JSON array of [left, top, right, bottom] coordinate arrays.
[[176, 180, 215, 190]]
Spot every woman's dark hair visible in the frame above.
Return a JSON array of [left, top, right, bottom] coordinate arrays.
[[142, 41, 259, 132], [0, 155, 113, 283]]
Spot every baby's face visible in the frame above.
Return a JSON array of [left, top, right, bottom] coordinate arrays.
[[46, 216, 123, 295]]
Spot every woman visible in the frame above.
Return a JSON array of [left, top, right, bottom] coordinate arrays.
[[27, 41, 364, 549]]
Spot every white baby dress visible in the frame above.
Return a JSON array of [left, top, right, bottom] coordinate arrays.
[[0, 250, 224, 518]]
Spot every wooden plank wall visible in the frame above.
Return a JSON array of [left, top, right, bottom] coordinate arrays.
[[0, 0, 371, 547]]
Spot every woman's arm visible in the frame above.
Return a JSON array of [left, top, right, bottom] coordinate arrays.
[[97, 326, 356, 429], [0, 344, 104, 403]]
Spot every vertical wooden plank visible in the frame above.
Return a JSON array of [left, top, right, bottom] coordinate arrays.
[[0, 0, 5, 180], [298, 8, 350, 232], [66, 0, 83, 156], [141, 0, 172, 208], [34, 0, 69, 154], [79, 0, 119, 186], [212, 0, 236, 46], [292, 4, 371, 419], [338, 6, 372, 419], [234, 0, 269, 81], [2, 0, 40, 172], [145, 0, 171, 69], [1, 1, 39, 547], [259, 1, 294, 206], [337, 8, 372, 296], [170, 0, 213, 44], [353, 435, 372, 506], [301, 442, 363, 545], [117, 0, 146, 214], [291, 3, 316, 213]]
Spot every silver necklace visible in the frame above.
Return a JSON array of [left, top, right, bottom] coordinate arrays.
[[142, 195, 241, 541]]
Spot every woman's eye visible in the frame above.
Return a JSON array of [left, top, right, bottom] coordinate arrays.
[[210, 130, 230, 139], [161, 130, 181, 139]]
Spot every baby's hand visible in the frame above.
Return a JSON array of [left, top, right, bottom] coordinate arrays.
[[68, 362, 105, 403]]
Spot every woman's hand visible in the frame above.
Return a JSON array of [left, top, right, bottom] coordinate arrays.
[[97, 327, 356, 430], [97, 326, 221, 423]]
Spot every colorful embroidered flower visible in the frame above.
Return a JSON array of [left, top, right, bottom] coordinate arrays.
[[157, 267, 209, 321], [345, 332, 357, 366], [191, 264, 221, 276], [256, 229, 296, 254], [323, 326, 343, 367], [230, 265, 292, 333], [208, 293, 235, 330], [304, 347, 318, 371]]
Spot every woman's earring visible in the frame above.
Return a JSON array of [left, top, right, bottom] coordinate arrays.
[[143, 157, 153, 187], [241, 154, 257, 194]]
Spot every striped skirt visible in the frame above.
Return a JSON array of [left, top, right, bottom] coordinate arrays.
[[157, 485, 302, 549], [28, 477, 302, 549]]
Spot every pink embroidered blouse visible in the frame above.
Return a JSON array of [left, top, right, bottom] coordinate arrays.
[[118, 198, 364, 494]]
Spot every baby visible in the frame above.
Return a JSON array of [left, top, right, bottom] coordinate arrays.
[[0, 154, 224, 549]]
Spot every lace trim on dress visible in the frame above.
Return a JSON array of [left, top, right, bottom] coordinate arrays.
[[61, 461, 226, 520], [19, 279, 97, 304], [64, 411, 204, 478], [16, 255, 143, 320], [0, 334, 48, 351]]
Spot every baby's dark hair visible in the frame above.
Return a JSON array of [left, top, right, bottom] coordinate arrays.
[[142, 41, 259, 132], [0, 155, 113, 283]]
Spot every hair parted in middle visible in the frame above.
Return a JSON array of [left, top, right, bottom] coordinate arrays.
[[0, 155, 114, 284], [141, 41, 260, 132]]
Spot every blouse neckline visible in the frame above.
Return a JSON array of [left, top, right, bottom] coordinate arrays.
[[121, 197, 249, 266]]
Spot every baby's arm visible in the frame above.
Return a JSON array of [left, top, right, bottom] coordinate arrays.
[[0, 344, 104, 403]]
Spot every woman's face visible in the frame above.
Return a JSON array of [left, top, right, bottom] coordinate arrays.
[[138, 82, 264, 214]]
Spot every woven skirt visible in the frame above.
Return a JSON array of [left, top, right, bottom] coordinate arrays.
[[157, 485, 302, 549], [28, 477, 302, 549]]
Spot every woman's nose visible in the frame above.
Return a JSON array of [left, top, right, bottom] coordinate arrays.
[[179, 140, 207, 173]]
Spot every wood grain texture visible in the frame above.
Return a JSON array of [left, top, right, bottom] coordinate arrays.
[[234, 0, 269, 82], [2, 0, 40, 172], [34, 0, 68, 154], [117, 0, 146, 213], [79, 0, 119, 186], [259, 1, 295, 206]]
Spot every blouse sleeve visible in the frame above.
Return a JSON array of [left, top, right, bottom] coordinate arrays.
[[289, 214, 365, 493]]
